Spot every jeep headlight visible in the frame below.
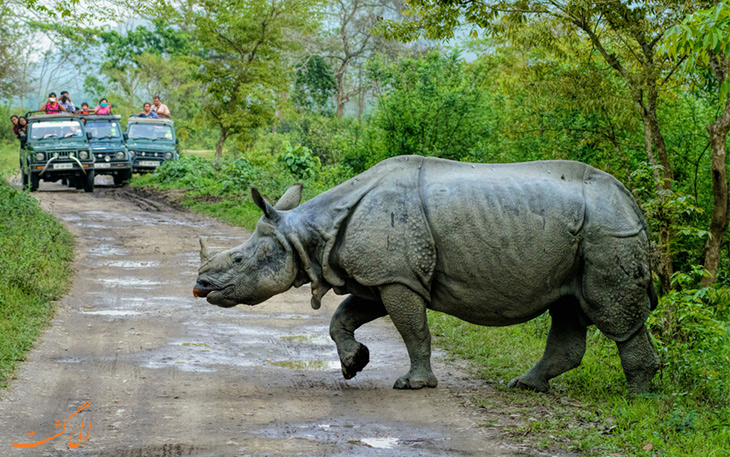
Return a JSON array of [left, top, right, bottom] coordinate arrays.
[[129, 151, 135, 157], [164, 152, 172, 160], [116, 151, 125, 160], [79, 150, 88, 160], [35, 153, 44, 161]]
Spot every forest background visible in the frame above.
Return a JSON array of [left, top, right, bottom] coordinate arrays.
[[1, 0, 730, 455]]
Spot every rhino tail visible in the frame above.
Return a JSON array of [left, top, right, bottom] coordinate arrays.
[[648, 280, 658, 311]]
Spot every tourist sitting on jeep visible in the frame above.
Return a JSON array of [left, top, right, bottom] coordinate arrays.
[[136, 102, 159, 118], [77, 102, 93, 115], [40, 93, 66, 114]]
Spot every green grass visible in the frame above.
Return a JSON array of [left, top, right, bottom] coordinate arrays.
[[0, 141, 75, 387], [428, 311, 730, 456]]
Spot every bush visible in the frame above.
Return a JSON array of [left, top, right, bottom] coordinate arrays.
[[278, 141, 320, 179], [153, 154, 216, 189]]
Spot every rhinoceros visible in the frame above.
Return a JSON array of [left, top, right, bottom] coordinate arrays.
[[193, 155, 660, 392]]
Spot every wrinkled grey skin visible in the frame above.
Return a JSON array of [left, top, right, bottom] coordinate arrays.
[[194, 155, 660, 392]]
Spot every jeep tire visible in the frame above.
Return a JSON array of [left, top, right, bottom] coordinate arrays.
[[83, 171, 95, 193], [29, 172, 40, 192]]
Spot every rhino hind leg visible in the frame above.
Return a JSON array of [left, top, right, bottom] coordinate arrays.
[[329, 295, 387, 380], [508, 297, 587, 392], [379, 284, 438, 389]]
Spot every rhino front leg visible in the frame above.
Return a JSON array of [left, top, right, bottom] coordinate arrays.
[[379, 284, 438, 389], [330, 295, 387, 380]]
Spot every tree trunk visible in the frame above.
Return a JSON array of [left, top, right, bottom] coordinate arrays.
[[335, 70, 345, 119], [700, 107, 730, 287], [638, 90, 674, 293], [215, 127, 228, 159]]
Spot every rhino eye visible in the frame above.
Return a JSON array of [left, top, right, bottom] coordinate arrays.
[[232, 253, 243, 263]]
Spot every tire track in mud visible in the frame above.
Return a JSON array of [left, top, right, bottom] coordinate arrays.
[[0, 179, 574, 456]]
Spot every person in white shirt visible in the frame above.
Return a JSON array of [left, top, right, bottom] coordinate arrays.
[[151, 96, 171, 118]]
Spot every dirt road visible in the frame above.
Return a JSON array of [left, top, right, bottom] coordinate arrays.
[[0, 179, 566, 456]]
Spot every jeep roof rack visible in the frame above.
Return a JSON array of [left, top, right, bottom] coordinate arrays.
[[127, 116, 174, 126], [82, 114, 122, 121], [25, 111, 80, 120]]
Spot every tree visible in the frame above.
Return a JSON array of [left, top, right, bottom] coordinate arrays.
[[665, 2, 730, 287], [178, 0, 318, 157], [293, 55, 337, 114], [383, 0, 695, 292], [364, 51, 491, 163]]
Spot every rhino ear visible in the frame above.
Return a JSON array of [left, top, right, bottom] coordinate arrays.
[[274, 183, 303, 210], [251, 186, 279, 222], [199, 237, 211, 263]]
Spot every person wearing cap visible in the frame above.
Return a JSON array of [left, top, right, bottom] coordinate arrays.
[[151, 96, 171, 118], [40, 92, 66, 114], [59, 91, 76, 113]]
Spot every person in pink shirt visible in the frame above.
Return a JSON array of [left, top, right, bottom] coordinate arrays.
[[151, 96, 171, 118], [40, 92, 66, 114], [94, 98, 112, 115]]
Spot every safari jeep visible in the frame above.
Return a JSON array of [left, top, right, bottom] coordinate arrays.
[[84, 115, 132, 186], [125, 117, 179, 174], [20, 113, 95, 192]]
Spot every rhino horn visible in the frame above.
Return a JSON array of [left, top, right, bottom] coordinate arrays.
[[251, 186, 279, 222], [199, 237, 211, 263], [274, 183, 303, 210]]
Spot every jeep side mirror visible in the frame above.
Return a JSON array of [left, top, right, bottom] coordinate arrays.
[[124, 133, 129, 141], [86, 132, 92, 140], [175, 138, 179, 144]]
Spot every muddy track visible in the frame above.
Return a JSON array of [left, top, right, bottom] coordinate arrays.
[[0, 178, 574, 456]]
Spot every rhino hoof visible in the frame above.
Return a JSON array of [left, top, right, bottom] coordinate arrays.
[[507, 375, 549, 392], [393, 373, 438, 390], [341, 343, 369, 380]]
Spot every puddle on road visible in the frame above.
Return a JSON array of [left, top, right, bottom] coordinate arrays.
[[360, 437, 399, 449], [280, 335, 330, 345], [99, 278, 161, 288], [267, 360, 340, 370], [77, 223, 115, 229], [82, 310, 143, 317], [88, 244, 130, 256], [105, 260, 160, 268]]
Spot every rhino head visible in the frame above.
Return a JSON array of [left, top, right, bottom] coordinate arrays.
[[193, 184, 304, 307]]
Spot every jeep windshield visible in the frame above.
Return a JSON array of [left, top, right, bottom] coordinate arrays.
[[128, 124, 173, 141], [86, 120, 122, 138], [29, 120, 84, 140]]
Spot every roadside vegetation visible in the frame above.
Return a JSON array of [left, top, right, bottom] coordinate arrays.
[[3, 0, 730, 455], [0, 141, 74, 387]]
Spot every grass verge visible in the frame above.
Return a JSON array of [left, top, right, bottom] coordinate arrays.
[[0, 141, 75, 387], [428, 311, 730, 456]]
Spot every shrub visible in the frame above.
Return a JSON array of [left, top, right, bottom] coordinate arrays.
[[278, 141, 320, 179]]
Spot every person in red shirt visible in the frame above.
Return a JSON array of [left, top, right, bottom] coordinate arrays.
[[10, 115, 18, 136]]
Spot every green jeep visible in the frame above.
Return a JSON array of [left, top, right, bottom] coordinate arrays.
[[125, 117, 179, 174], [84, 115, 133, 186], [20, 113, 95, 192]]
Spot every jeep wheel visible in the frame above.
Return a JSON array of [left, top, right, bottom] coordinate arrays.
[[29, 173, 40, 192], [22, 171, 28, 189], [74, 176, 84, 190], [83, 171, 95, 193], [61, 178, 68, 186], [113, 173, 124, 187]]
